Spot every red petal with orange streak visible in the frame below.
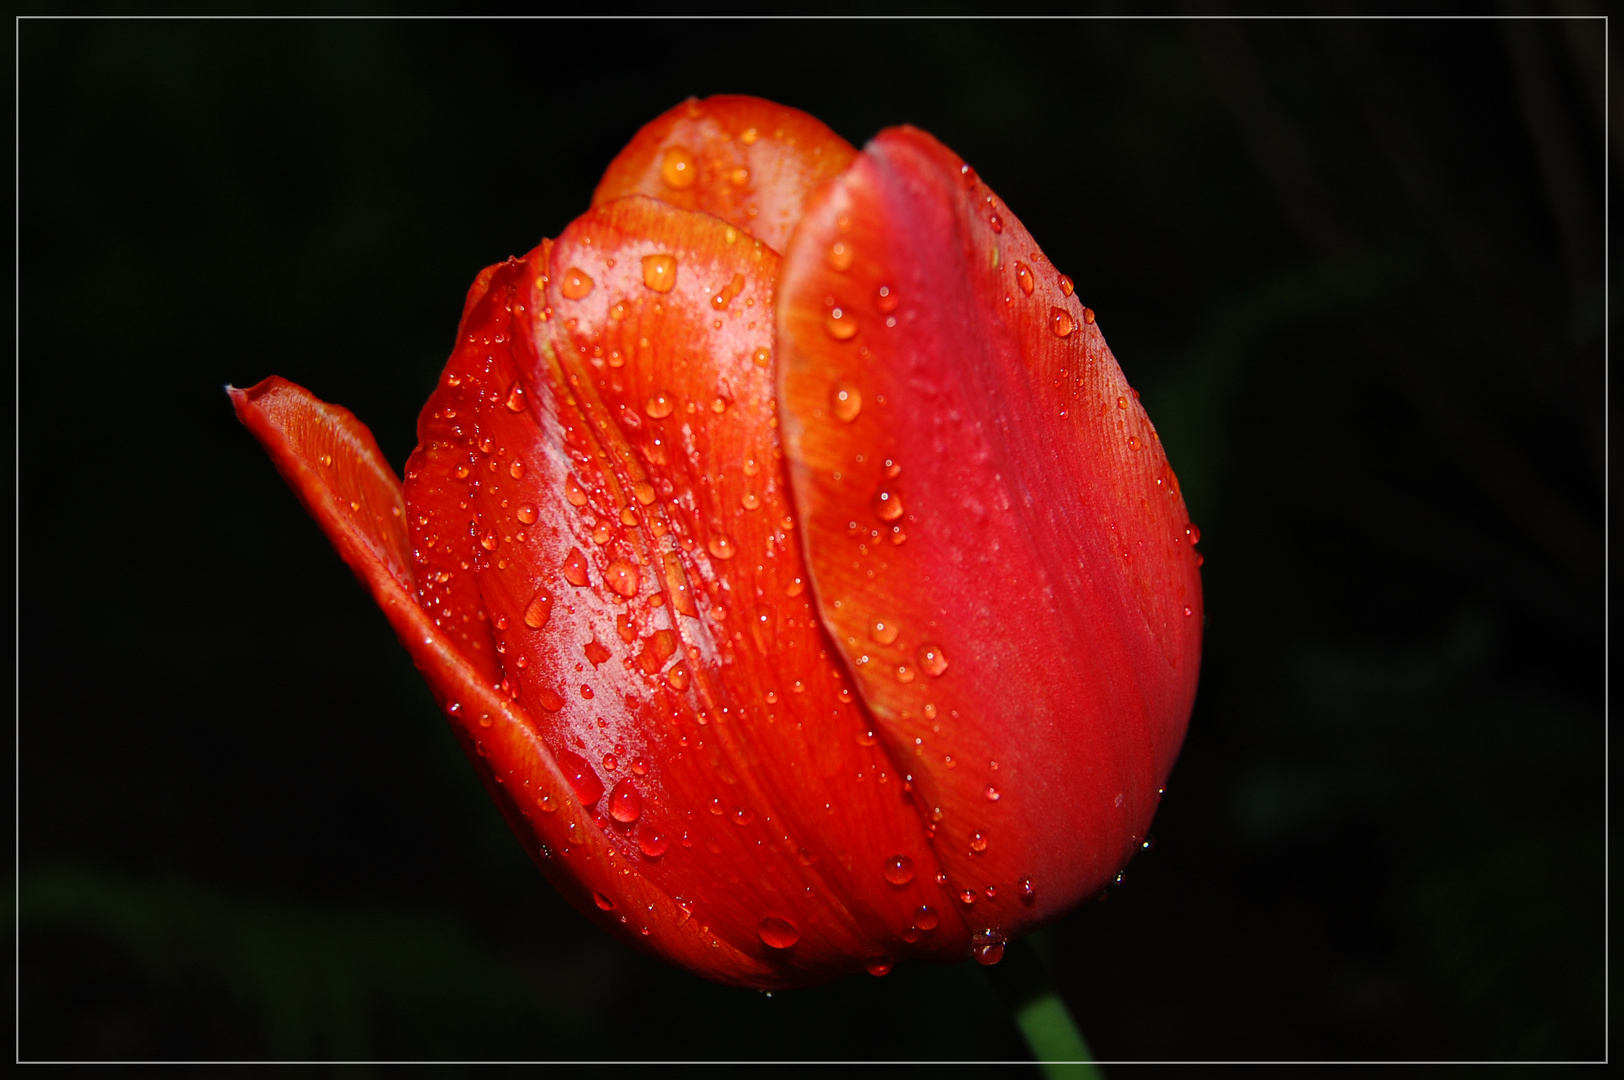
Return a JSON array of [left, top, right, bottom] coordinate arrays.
[[593, 95, 857, 254], [467, 194, 970, 984], [776, 128, 1203, 944], [235, 309, 780, 987]]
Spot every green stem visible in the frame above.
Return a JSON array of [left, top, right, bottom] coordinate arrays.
[[983, 936, 1102, 1079]]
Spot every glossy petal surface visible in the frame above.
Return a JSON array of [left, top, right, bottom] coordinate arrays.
[[777, 127, 1202, 940], [593, 96, 857, 253], [438, 194, 969, 984]]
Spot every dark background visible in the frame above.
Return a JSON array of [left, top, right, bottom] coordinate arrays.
[[18, 10, 1607, 1066]]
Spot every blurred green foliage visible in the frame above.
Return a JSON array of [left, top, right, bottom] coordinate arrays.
[[19, 10, 1604, 1064]]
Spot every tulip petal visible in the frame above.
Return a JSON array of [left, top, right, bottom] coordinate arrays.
[[777, 128, 1203, 943], [464, 194, 971, 984], [593, 95, 857, 254]]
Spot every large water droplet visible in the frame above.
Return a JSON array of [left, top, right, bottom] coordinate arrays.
[[638, 829, 670, 857], [561, 268, 594, 300], [562, 548, 590, 587], [523, 588, 554, 629], [872, 488, 904, 522], [707, 534, 737, 560], [633, 480, 657, 505], [758, 915, 800, 949], [593, 891, 616, 911], [969, 831, 988, 853], [831, 382, 862, 423], [505, 383, 527, 412], [608, 778, 643, 823], [828, 240, 854, 272], [605, 559, 640, 598], [660, 145, 696, 189], [1058, 273, 1074, 296], [870, 618, 900, 646], [1050, 307, 1075, 338], [824, 307, 858, 340], [642, 254, 678, 293], [917, 643, 948, 677], [517, 504, 537, 524], [864, 955, 894, 977], [883, 854, 915, 885], [1014, 262, 1035, 296], [914, 905, 940, 930], [974, 940, 1005, 965], [566, 475, 589, 507], [645, 390, 676, 419], [557, 749, 604, 805]]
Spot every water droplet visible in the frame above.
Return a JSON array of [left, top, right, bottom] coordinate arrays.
[[855, 727, 877, 746], [916, 643, 947, 676], [869, 618, 900, 646], [784, 576, 804, 598], [620, 507, 640, 527], [707, 534, 736, 560], [732, 807, 754, 826], [558, 749, 604, 805], [1083, 307, 1096, 324], [522, 588, 554, 629], [959, 889, 976, 905], [960, 162, 978, 187], [537, 792, 559, 813], [758, 915, 800, 949], [454, 463, 469, 479], [1014, 262, 1035, 296], [1020, 876, 1034, 898], [988, 214, 1003, 233], [1050, 307, 1075, 338], [729, 166, 750, 186], [505, 383, 527, 411], [667, 664, 689, 690], [828, 240, 854, 272], [871, 488, 904, 522], [480, 532, 498, 552], [1187, 523, 1201, 544], [561, 267, 594, 300], [753, 347, 771, 368], [663, 552, 698, 616], [608, 779, 643, 823], [605, 559, 640, 598], [632, 480, 656, 506], [883, 854, 915, 885], [740, 491, 761, 511], [985, 785, 1000, 802], [740, 126, 758, 144], [580, 685, 594, 700], [638, 829, 669, 857], [642, 254, 678, 293], [824, 307, 857, 340], [593, 891, 616, 911], [645, 390, 676, 419], [974, 941, 1005, 965], [517, 504, 537, 524], [830, 381, 862, 422], [1058, 273, 1074, 296], [1128, 435, 1141, 451], [560, 548, 590, 587], [566, 475, 589, 507], [864, 956, 894, 977], [1117, 396, 1129, 410], [660, 145, 696, 189], [895, 665, 915, 684], [509, 459, 525, 479]]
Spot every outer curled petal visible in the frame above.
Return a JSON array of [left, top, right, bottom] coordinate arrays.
[[777, 127, 1203, 942]]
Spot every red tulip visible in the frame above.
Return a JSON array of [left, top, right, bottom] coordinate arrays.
[[231, 96, 1201, 989]]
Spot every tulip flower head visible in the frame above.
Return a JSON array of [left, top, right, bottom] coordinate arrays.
[[231, 96, 1202, 989]]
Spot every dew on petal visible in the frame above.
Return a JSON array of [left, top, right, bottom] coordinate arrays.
[[872, 488, 904, 522], [593, 891, 616, 911], [1014, 262, 1035, 296], [1050, 307, 1075, 338], [505, 383, 527, 412], [633, 480, 657, 505], [831, 382, 862, 422], [883, 854, 915, 885], [558, 749, 604, 805], [638, 829, 670, 857], [969, 831, 988, 853], [608, 779, 644, 823], [870, 618, 900, 646], [707, 534, 737, 560], [828, 240, 854, 272], [758, 915, 800, 949], [1058, 273, 1074, 296], [605, 559, 640, 598], [523, 588, 555, 629], [562, 548, 590, 587], [566, 475, 589, 507], [517, 504, 537, 524], [864, 956, 894, 977], [824, 307, 858, 340], [917, 643, 948, 677], [561, 268, 594, 300], [914, 905, 939, 930], [645, 390, 676, 419], [974, 941, 1005, 965], [642, 254, 678, 292], [660, 145, 696, 190], [875, 284, 899, 313]]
